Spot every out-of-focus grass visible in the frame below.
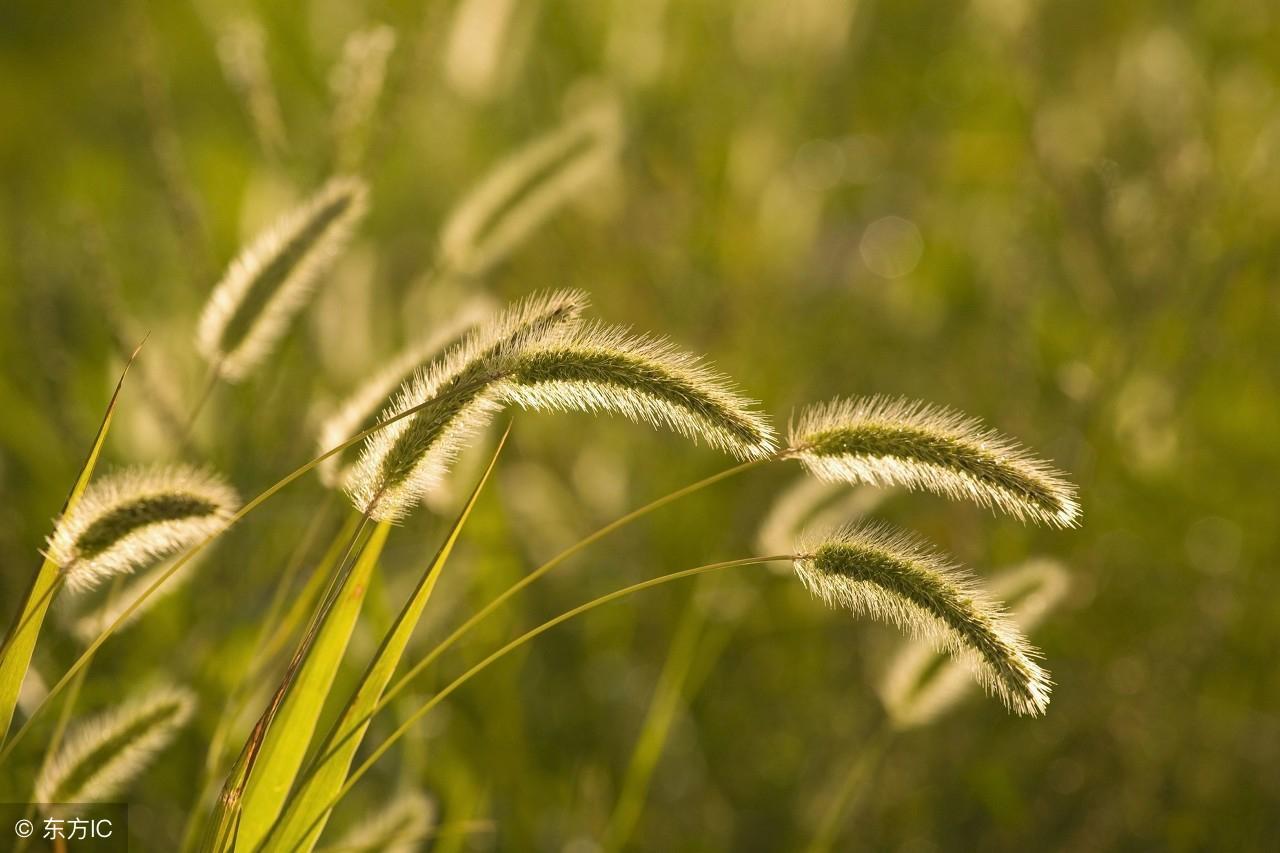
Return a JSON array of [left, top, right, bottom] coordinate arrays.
[[2, 0, 1278, 850]]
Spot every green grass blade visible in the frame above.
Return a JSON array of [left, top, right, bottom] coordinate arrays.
[[0, 342, 140, 743], [263, 427, 509, 853], [235, 519, 392, 852]]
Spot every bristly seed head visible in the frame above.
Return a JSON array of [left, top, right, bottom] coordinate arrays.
[[346, 289, 589, 521], [794, 522, 1051, 716], [316, 299, 492, 489], [878, 558, 1071, 729], [47, 465, 239, 593], [196, 175, 369, 381], [35, 684, 196, 804], [786, 396, 1080, 528], [501, 321, 778, 461]]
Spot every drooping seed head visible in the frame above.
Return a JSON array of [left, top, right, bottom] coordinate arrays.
[[35, 684, 196, 804], [47, 466, 238, 593], [316, 298, 493, 488], [438, 96, 623, 278], [500, 322, 778, 460], [334, 790, 436, 853], [794, 523, 1051, 716], [347, 289, 588, 521], [196, 176, 369, 381], [787, 396, 1080, 527], [878, 558, 1071, 729]]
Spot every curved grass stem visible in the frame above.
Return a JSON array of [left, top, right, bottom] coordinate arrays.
[[271, 554, 793, 853]]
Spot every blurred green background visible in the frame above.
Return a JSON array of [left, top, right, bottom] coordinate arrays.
[[2, 0, 1278, 850]]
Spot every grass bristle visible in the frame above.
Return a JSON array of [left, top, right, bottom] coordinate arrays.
[[787, 396, 1081, 528], [46, 466, 238, 593], [878, 558, 1071, 729], [316, 300, 492, 488], [502, 321, 778, 460], [35, 684, 196, 803], [347, 289, 588, 521], [196, 175, 369, 381], [330, 790, 435, 853], [794, 523, 1051, 717]]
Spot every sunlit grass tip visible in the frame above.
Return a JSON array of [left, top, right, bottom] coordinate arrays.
[[878, 558, 1071, 729], [794, 523, 1051, 716], [316, 298, 492, 488], [501, 320, 779, 460], [330, 790, 435, 853], [346, 288, 588, 521], [46, 465, 238, 593], [786, 395, 1081, 528], [196, 175, 369, 381], [34, 683, 196, 803]]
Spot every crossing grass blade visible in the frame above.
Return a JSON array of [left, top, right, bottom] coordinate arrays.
[[0, 342, 140, 744], [261, 427, 508, 853], [233, 518, 392, 852]]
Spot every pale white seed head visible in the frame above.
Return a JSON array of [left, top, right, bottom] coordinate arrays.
[[330, 24, 397, 169], [35, 684, 196, 804], [315, 298, 493, 489], [346, 289, 588, 521], [46, 466, 238, 593], [196, 176, 369, 381], [500, 321, 779, 460], [878, 558, 1071, 729], [333, 790, 436, 853], [788, 395, 1081, 528], [794, 522, 1052, 716], [438, 96, 623, 277]]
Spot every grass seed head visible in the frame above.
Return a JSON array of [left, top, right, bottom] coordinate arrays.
[[795, 522, 1051, 716], [334, 790, 436, 853], [347, 289, 588, 521], [501, 321, 778, 460], [196, 175, 369, 381], [787, 395, 1081, 527], [47, 466, 238, 593], [35, 684, 196, 804]]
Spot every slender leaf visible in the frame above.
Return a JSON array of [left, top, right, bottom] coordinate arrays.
[[0, 344, 140, 743], [235, 519, 392, 852], [263, 428, 508, 853]]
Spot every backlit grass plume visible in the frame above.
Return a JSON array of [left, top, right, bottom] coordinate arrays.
[[46, 465, 238, 593], [330, 790, 435, 853], [316, 300, 492, 489], [786, 396, 1080, 527], [196, 176, 368, 381], [34, 684, 195, 803], [346, 294, 777, 521], [437, 96, 622, 278], [347, 289, 589, 521], [502, 322, 778, 460], [794, 523, 1050, 716], [879, 559, 1070, 729]]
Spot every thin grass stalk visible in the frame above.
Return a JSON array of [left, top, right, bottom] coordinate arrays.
[[804, 728, 894, 853], [178, 499, 342, 853], [602, 583, 710, 853], [271, 556, 792, 853], [294, 458, 768, 782]]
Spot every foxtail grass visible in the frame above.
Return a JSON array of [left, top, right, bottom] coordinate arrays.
[[879, 558, 1070, 728], [34, 684, 195, 803], [196, 176, 368, 381], [46, 465, 238, 593], [328, 791, 434, 853], [787, 396, 1080, 527], [315, 300, 491, 489], [437, 96, 622, 277], [330, 25, 396, 170], [794, 523, 1051, 716]]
